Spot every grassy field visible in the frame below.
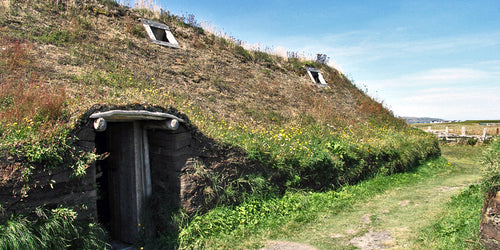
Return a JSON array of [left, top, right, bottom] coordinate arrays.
[[171, 144, 486, 249], [412, 121, 500, 136]]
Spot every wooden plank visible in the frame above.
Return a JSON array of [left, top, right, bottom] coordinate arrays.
[[105, 122, 138, 243], [89, 110, 185, 123], [148, 130, 191, 150]]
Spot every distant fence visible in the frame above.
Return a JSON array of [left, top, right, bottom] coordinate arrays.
[[479, 123, 500, 126], [426, 126, 495, 143]]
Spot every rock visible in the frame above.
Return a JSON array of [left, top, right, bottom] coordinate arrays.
[[361, 214, 372, 224], [260, 241, 317, 250], [480, 191, 500, 249], [398, 200, 410, 207], [345, 229, 358, 235], [350, 231, 393, 250], [331, 233, 345, 238]]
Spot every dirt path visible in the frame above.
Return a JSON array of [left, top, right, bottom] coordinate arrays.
[[262, 146, 482, 249]]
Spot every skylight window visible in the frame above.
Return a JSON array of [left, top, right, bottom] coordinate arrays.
[[141, 19, 179, 49], [305, 66, 327, 87]]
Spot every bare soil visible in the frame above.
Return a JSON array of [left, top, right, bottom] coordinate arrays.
[[260, 240, 317, 250]]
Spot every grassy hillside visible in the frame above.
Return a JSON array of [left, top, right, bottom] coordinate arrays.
[[0, 0, 441, 247], [1, 0, 399, 135]]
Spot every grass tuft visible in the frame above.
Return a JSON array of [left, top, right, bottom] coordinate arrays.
[[0, 207, 108, 249], [419, 184, 483, 249]]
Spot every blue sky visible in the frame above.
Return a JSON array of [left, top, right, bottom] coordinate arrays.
[[155, 0, 500, 120]]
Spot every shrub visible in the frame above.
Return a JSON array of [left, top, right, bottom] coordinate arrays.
[[195, 113, 440, 191], [315, 53, 329, 65], [481, 138, 500, 196], [467, 137, 478, 146], [0, 36, 79, 178], [253, 51, 273, 64], [234, 45, 252, 62], [0, 36, 67, 128]]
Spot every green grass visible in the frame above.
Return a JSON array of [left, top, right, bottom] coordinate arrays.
[[481, 138, 500, 195], [419, 184, 483, 249], [234, 45, 253, 62], [464, 120, 500, 124], [194, 115, 440, 191], [0, 207, 108, 249], [173, 157, 452, 249], [137, 111, 440, 247], [415, 144, 487, 249], [171, 145, 487, 249]]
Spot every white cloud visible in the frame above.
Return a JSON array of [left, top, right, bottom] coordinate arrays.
[[363, 63, 500, 119], [387, 86, 500, 120], [272, 46, 288, 58], [251, 28, 500, 120], [281, 31, 500, 72], [365, 66, 499, 89], [323, 31, 500, 60], [415, 68, 490, 82], [401, 87, 500, 103]]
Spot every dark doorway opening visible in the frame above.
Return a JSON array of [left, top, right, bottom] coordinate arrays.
[[95, 122, 144, 244], [305, 66, 327, 86], [150, 26, 170, 43], [310, 71, 320, 84], [90, 110, 189, 244], [95, 130, 111, 233]]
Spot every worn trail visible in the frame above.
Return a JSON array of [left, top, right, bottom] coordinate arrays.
[[263, 146, 482, 249]]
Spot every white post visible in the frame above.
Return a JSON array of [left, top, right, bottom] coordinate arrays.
[[445, 127, 449, 136], [93, 118, 107, 132], [483, 128, 488, 139], [428, 126, 432, 132], [462, 126, 466, 136]]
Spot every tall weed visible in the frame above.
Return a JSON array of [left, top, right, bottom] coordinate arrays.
[[0, 36, 67, 134], [0, 207, 108, 249], [481, 138, 500, 196], [194, 113, 440, 191], [0, 35, 93, 179]]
